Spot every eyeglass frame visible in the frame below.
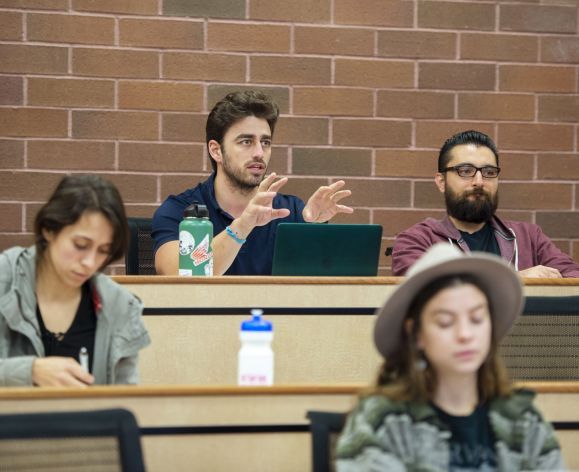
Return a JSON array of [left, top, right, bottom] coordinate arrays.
[[440, 164, 501, 179]]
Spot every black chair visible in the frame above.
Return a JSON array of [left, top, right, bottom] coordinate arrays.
[[126, 217, 156, 275], [500, 295, 579, 380], [0, 408, 146, 471], [306, 410, 347, 472]]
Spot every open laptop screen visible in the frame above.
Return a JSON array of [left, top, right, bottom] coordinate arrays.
[[271, 223, 383, 276]]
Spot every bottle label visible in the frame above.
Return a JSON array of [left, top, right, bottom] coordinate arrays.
[[179, 230, 213, 276], [190, 234, 211, 267]]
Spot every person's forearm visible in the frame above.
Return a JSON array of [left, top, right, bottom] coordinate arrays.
[[212, 218, 254, 275]]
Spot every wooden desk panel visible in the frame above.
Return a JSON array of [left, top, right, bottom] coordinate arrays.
[[0, 384, 577, 472]]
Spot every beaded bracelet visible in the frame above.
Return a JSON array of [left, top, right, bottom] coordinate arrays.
[[225, 226, 247, 244]]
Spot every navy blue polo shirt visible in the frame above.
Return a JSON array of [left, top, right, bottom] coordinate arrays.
[[152, 173, 305, 275]]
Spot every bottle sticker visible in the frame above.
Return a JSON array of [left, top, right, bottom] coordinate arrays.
[[191, 234, 212, 267], [179, 231, 195, 256]]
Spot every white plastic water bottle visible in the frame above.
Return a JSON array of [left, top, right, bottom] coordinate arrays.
[[237, 309, 274, 386]]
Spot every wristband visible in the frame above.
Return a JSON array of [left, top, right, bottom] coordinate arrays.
[[225, 226, 247, 244]]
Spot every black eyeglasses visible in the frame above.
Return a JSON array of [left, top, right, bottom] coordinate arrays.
[[441, 164, 501, 179]]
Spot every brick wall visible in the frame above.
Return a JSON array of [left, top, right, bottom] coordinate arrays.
[[0, 0, 577, 275]]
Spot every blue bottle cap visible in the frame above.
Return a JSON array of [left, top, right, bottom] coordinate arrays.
[[241, 309, 272, 332]]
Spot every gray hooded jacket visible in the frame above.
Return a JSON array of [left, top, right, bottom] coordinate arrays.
[[0, 246, 151, 385]]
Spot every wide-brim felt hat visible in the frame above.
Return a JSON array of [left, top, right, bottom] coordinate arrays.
[[374, 243, 524, 359]]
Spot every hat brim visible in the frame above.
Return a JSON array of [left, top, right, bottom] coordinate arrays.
[[374, 253, 524, 359]]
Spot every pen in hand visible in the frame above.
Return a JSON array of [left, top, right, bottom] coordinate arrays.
[[79, 347, 89, 373]]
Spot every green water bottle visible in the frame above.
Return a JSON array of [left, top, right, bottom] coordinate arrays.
[[178, 203, 213, 276]]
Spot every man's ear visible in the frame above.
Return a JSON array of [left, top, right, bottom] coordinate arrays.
[[208, 140, 223, 164], [434, 172, 446, 194]]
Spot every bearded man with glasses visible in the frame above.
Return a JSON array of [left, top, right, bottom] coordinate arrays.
[[392, 130, 579, 278]]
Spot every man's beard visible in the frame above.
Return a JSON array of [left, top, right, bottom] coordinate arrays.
[[445, 187, 498, 224], [221, 151, 266, 195]]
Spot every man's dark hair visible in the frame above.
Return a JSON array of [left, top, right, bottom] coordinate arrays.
[[206, 90, 280, 172], [34, 174, 129, 269], [438, 130, 499, 172]]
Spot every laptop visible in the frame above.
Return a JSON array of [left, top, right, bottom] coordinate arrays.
[[271, 223, 383, 276]]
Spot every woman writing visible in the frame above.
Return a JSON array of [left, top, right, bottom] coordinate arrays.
[[0, 175, 150, 386], [337, 243, 563, 471]]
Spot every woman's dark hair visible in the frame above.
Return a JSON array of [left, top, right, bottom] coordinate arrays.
[[370, 274, 511, 403], [206, 90, 279, 172], [34, 174, 129, 270]]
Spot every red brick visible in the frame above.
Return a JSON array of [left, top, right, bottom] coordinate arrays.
[[164, 0, 244, 19], [250, 0, 330, 23], [419, 63, 495, 91], [28, 78, 114, 108], [73, 48, 159, 79], [0, 203, 22, 232], [550, 239, 571, 255], [0, 140, 24, 168], [461, 33, 538, 62], [28, 13, 114, 45], [0, 11, 22, 40], [331, 209, 370, 225], [538, 154, 579, 180], [499, 65, 575, 93], [119, 81, 203, 112], [345, 179, 411, 207], [0, 45, 67, 74], [458, 93, 535, 121], [161, 113, 206, 142], [164, 52, 245, 82], [0, 0, 66, 9], [414, 181, 446, 209], [208, 22, 289, 53], [377, 91, 454, 119], [294, 88, 373, 116], [498, 123, 574, 152], [73, 0, 158, 14], [0, 108, 67, 138], [573, 241, 579, 260], [333, 120, 411, 147], [120, 19, 203, 50], [72, 111, 158, 140], [0, 76, 23, 105], [0, 234, 34, 253], [418, 1, 495, 31], [500, 4, 576, 34], [28, 140, 115, 170], [499, 153, 534, 181], [536, 212, 579, 238], [335, 0, 413, 27], [376, 150, 435, 178], [378, 30, 455, 59], [208, 85, 290, 114], [0, 171, 63, 200], [160, 174, 208, 201], [275, 117, 329, 145], [501, 183, 572, 210], [119, 143, 203, 172], [251, 56, 331, 85], [496, 210, 533, 224], [539, 95, 579, 123], [124, 204, 160, 219], [268, 146, 289, 175], [375, 209, 446, 236], [292, 148, 371, 177], [281, 177, 329, 201], [295, 26, 374, 56], [335, 59, 414, 88], [415, 121, 496, 149], [541, 37, 579, 64], [100, 173, 157, 203]]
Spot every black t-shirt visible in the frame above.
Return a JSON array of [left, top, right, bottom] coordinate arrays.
[[460, 223, 500, 256], [36, 282, 97, 373], [432, 403, 497, 471]]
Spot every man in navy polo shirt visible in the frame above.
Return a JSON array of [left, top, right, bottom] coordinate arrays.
[[152, 91, 353, 275]]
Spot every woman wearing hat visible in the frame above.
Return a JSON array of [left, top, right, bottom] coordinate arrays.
[[336, 243, 563, 471]]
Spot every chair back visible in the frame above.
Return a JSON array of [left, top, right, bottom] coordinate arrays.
[[306, 410, 347, 472], [126, 217, 156, 275], [501, 296, 579, 380], [0, 408, 145, 471]]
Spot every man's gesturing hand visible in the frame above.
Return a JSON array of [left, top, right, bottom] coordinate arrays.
[[302, 180, 354, 223]]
